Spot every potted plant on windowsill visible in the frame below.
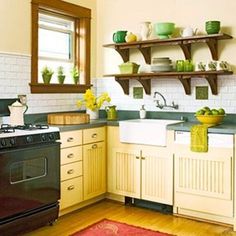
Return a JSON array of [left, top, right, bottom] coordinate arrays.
[[57, 66, 66, 84], [41, 66, 54, 84], [70, 66, 80, 85]]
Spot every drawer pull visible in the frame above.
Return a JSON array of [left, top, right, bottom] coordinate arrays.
[[67, 185, 75, 191], [92, 133, 97, 138], [92, 144, 97, 149], [141, 157, 145, 160], [67, 137, 74, 142], [136, 156, 139, 159], [67, 169, 74, 174], [67, 153, 74, 159]]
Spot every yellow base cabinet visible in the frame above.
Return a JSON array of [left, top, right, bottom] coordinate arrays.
[[60, 127, 106, 212], [141, 146, 173, 205], [83, 141, 106, 200], [107, 126, 174, 205], [60, 130, 83, 211], [109, 146, 141, 198], [173, 132, 234, 226]]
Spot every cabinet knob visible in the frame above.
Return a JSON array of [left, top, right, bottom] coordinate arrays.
[[67, 185, 75, 191], [67, 137, 74, 142], [67, 169, 74, 174], [92, 144, 98, 149], [92, 133, 97, 138], [136, 156, 139, 159], [141, 157, 145, 160], [67, 153, 74, 159]]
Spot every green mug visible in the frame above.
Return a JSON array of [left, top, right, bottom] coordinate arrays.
[[113, 31, 127, 43]]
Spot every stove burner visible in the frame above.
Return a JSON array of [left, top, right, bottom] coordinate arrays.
[[0, 124, 15, 133], [16, 124, 49, 131]]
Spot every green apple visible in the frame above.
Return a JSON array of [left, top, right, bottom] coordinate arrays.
[[196, 109, 205, 115], [218, 108, 225, 115], [211, 109, 219, 115], [203, 106, 210, 111], [205, 110, 212, 115]]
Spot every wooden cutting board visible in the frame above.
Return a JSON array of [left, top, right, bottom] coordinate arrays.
[[47, 113, 90, 125]]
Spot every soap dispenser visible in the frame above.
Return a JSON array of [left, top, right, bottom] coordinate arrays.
[[139, 105, 146, 119]]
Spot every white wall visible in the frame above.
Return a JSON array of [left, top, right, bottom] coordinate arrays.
[[96, 0, 236, 113]]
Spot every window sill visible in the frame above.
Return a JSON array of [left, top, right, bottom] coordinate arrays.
[[30, 83, 92, 93]]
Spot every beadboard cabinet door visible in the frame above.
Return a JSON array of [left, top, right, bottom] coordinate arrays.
[[141, 146, 173, 205], [83, 141, 106, 200], [174, 143, 233, 218]]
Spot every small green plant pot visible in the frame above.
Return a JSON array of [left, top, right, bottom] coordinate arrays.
[[42, 74, 52, 84], [58, 75, 66, 84], [73, 76, 79, 84]]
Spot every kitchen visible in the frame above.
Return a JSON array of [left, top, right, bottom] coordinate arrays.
[[1, 0, 236, 235]]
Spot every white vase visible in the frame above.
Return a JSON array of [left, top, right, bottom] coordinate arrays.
[[140, 21, 152, 40], [86, 109, 99, 120]]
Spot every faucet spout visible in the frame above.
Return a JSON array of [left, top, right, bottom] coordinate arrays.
[[154, 91, 167, 106]]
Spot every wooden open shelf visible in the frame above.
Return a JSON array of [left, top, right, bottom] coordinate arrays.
[[103, 33, 232, 63], [104, 71, 233, 95], [103, 33, 233, 95]]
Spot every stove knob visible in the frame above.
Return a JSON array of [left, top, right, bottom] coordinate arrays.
[[41, 134, 47, 142], [48, 133, 55, 141], [26, 136, 33, 143], [10, 138, 15, 146], [1, 139, 6, 146]]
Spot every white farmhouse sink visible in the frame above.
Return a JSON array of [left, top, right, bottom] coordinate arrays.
[[119, 119, 183, 146]]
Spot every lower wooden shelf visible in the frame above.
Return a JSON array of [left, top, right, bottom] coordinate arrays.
[[104, 71, 233, 95]]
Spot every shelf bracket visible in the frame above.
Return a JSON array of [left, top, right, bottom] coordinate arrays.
[[205, 74, 217, 95], [138, 47, 151, 64], [136, 78, 151, 94], [206, 39, 218, 60], [178, 76, 191, 95], [179, 43, 191, 59], [115, 78, 129, 94], [115, 47, 129, 62]]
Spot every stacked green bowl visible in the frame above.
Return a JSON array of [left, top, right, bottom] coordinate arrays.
[[205, 21, 221, 34]]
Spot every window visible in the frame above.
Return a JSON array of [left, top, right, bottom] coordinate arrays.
[[30, 0, 91, 93]]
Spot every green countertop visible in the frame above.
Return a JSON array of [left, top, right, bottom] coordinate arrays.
[[54, 118, 236, 134]]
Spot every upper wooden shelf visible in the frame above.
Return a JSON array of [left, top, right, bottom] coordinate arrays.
[[103, 33, 233, 63]]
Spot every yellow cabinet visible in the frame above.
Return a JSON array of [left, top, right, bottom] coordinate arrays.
[[60, 130, 83, 211], [83, 127, 106, 201], [107, 126, 173, 204], [174, 132, 234, 224]]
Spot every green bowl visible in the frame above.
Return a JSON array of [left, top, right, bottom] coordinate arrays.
[[155, 22, 175, 39]]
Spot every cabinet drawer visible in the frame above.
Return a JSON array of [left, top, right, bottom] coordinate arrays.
[[61, 161, 82, 181], [61, 146, 82, 165], [60, 130, 82, 148], [83, 127, 105, 144], [60, 176, 83, 210]]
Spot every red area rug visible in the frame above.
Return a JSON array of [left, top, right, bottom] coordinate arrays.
[[71, 219, 173, 236]]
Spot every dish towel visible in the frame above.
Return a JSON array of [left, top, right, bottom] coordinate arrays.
[[190, 124, 209, 152]]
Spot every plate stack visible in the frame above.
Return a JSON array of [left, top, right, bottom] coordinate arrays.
[[151, 57, 173, 72]]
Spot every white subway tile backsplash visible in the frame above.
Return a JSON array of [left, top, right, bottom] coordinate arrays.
[[1, 52, 236, 114]]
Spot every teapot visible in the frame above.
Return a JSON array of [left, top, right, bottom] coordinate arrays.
[[181, 27, 197, 37], [8, 101, 28, 126], [105, 105, 117, 121]]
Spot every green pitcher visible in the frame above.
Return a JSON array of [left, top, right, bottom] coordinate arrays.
[[105, 105, 117, 120]]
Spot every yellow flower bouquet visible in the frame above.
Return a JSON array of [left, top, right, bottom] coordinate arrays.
[[77, 89, 111, 111]]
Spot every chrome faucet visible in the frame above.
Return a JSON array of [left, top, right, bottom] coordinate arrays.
[[153, 91, 179, 110]]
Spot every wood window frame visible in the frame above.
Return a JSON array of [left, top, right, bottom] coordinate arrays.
[[30, 0, 92, 93]]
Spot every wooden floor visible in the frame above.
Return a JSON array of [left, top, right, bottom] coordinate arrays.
[[24, 200, 236, 236]]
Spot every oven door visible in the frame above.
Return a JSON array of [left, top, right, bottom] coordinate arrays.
[[0, 142, 60, 222]]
